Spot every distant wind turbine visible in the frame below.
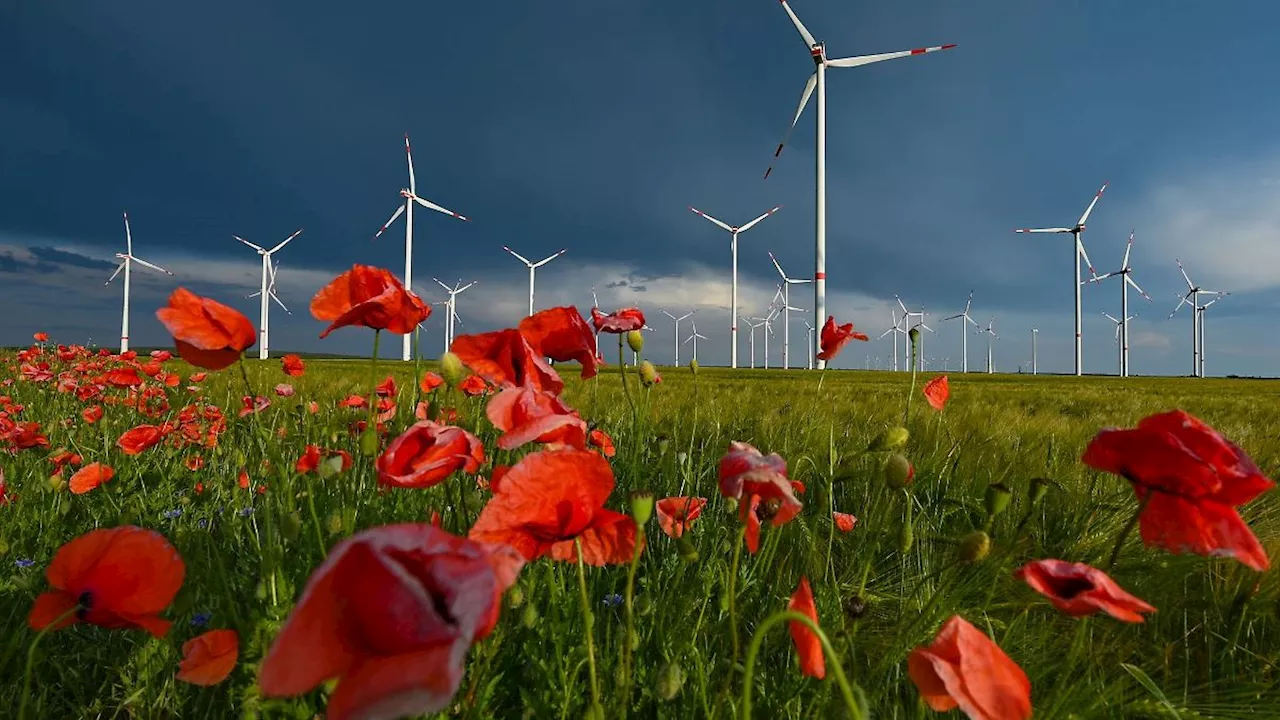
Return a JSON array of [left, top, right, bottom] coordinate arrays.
[[504, 246, 566, 318], [660, 309, 695, 366], [941, 291, 980, 373], [1089, 230, 1150, 377], [433, 277, 476, 353], [768, 250, 811, 370], [107, 212, 173, 354], [684, 320, 708, 363], [689, 205, 781, 368], [235, 229, 301, 360]]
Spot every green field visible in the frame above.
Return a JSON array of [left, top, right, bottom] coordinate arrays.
[[2, 354, 1278, 719]]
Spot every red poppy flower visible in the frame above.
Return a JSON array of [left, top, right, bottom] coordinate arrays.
[[338, 394, 368, 409], [656, 497, 706, 539], [519, 307, 602, 379], [908, 615, 1032, 720], [185, 455, 205, 471], [376, 421, 485, 489], [33, 332, 48, 342], [118, 424, 167, 455], [833, 512, 857, 533], [788, 577, 825, 679], [296, 445, 354, 475], [1082, 410, 1274, 571], [590, 307, 645, 334], [258, 524, 524, 720], [238, 469, 251, 489], [311, 264, 431, 338], [815, 316, 869, 362], [450, 329, 562, 395], [485, 386, 587, 452], [719, 442, 802, 554], [587, 428, 616, 458], [273, 383, 295, 397], [459, 374, 489, 396], [1014, 559, 1155, 623], [28, 526, 185, 638], [376, 376, 397, 397], [420, 371, 444, 393], [306, 400, 319, 414], [155, 288, 257, 371], [469, 448, 640, 566], [189, 372, 208, 383], [69, 462, 114, 495], [923, 375, 949, 411], [105, 367, 144, 387], [281, 354, 305, 377], [238, 395, 270, 417], [151, 349, 173, 362], [177, 629, 239, 685], [0, 467, 11, 506]]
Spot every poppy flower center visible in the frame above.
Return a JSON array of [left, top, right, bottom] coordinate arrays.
[[76, 590, 94, 619], [1043, 575, 1096, 600], [755, 497, 783, 523]]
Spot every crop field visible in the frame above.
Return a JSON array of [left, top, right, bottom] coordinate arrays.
[[2, 337, 1279, 719]]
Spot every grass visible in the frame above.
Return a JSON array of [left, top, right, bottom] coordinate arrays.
[[1, 348, 1278, 719]]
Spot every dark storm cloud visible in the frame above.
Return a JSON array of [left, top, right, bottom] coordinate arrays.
[[27, 246, 116, 271]]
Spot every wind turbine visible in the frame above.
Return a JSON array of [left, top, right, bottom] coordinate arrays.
[[689, 205, 782, 368], [590, 286, 602, 357], [765, 1, 955, 370], [977, 318, 998, 374], [661, 309, 695, 366], [878, 309, 907, 372], [745, 317, 766, 368], [1015, 181, 1107, 376], [684, 320, 708, 363], [433, 278, 476, 353], [1088, 230, 1150, 377], [234, 229, 301, 360], [1031, 328, 1038, 375], [107, 212, 174, 353], [941, 291, 980, 373], [802, 319, 815, 370], [503, 246, 566, 318], [1102, 311, 1138, 376], [768, 251, 812, 370], [373, 134, 471, 362], [896, 295, 932, 372], [247, 259, 291, 356], [1169, 259, 1226, 378], [1197, 296, 1225, 378]]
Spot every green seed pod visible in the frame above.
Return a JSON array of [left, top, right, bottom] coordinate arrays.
[[883, 454, 914, 489], [48, 474, 67, 493], [957, 530, 992, 564], [639, 360, 659, 386], [897, 518, 914, 554], [908, 327, 920, 345], [868, 426, 910, 452], [676, 535, 700, 564], [723, 496, 738, 515], [326, 512, 343, 535], [656, 661, 686, 701], [1029, 477, 1051, 506], [629, 490, 655, 526], [0, 538, 8, 556], [984, 483, 1013, 517], [627, 330, 645, 354], [506, 585, 525, 609], [359, 427, 379, 456], [628, 629, 640, 651], [440, 351, 467, 387], [521, 602, 539, 629]]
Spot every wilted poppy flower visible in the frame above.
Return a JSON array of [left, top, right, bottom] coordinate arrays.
[[258, 524, 524, 720], [377, 421, 485, 489], [815, 316, 868, 362], [485, 386, 587, 451], [274, 383, 295, 397], [718, 442, 803, 552], [238, 395, 270, 417], [833, 512, 858, 533], [69, 462, 114, 494], [177, 629, 239, 685], [420, 371, 444, 393], [311, 264, 431, 338], [656, 497, 706, 539], [1082, 410, 1274, 571], [590, 307, 645, 334], [788, 577, 825, 679], [469, 448, 640, 565], [588, 428, 616, 458], [28, 526, 185, 637], [281, 354, 305, 377], [118, 424, 168, 455], [923, 375, 949, 411], [1015, 559, 1155, 623], [450, 329, 562, 395], [908, 615, 1032, 720], [519, 307, 602, 379], [155, 288, 257, 371]]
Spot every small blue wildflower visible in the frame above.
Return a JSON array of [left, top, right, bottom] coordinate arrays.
[[602, 593, 624, 608], [163, 508, 183, 520], [239, 507, 254, 518], [190, 612, 212, 628], [15, 558, 35, 568], [197, 519, 209, 529]]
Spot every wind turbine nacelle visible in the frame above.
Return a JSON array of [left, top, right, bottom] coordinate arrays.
[[399, 189, 412, 199], [114, 253, 128, 259], [810, 44, 824, 62]]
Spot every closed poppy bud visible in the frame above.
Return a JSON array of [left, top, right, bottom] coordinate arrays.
[[634, 594, 654, 617], [0, 538, 8, 556], [627, 330, 644, 354], [724, 496, 738, 515], [657, 661, 686, 701], [655, 434, 670, 455], [883, 454, 914, 489], [984, 483, 1013, 517], [677, 535, 699, 564], [908, 327, 920, 345], [957, 530, 991, 564], [639, 360, 659, 386], [48, 473, 67, 492], [689, 358, 699, 375], [325, 513, 342, 535], [898, 518, 914, 554], [426, 399, 440, 420], [440, 351, 466, 387], [521, 602, 540, 628], [359, 427, 379, 456], [629, 490, 655, 526], [868, 426, 909, 452], [281, 512, 302, 543], [506, 585, 524, 609], [1029, 477, 1051, 506]]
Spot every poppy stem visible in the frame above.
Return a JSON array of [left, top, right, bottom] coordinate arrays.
[[816, 366, 827, 394], [574, 539, 602, 711], [364, 331, 381, 454], [741, 610, 863, 720], [727, 524, 746, 669], [619, 525, 645, 715], [1106, 492, 1152, 571], [617, 335, 635, 416], [904, 338, 919, 425], [19, 606, 79, 720]]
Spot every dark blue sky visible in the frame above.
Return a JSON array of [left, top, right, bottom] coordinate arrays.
[[3, 1, 1279, 375]]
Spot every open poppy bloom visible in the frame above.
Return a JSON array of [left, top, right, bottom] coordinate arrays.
[[310, 264, 431, 338], [118, 424, 169, 455], [29, 526, 185, 638], [518, 306, 602, 379], [450, 329, 562, 395], [590, 307, 646, 334], [420, 371, 444, 393], [718, 441, 802, 553], [908, 615, 1032, 720], [485, 386, 586, 451], [81, 405, 104, 424], [296, 445, 354, 475], [587, 428, 615, 458], [469, 448, 640, 566], [69, 462, 114, 494], [788, 577, 825, 679], [281, 353, 305, 377], [1082, 410, 1274, 571], [155, 288, 257, 371], [1014, 559, 1155, 623], [258, 524, 523, 720], [656, 497, 707, 539], [923, 375, 950, 411], [459, 374, 489, 396], [815, 316, 868, 362], [177, 629, 239, 685], [832, 512, 858, 533], [376, 421, 485, 489]]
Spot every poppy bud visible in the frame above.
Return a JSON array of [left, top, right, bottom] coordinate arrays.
[[585, 702, 606, 720], [909, 327, 920, 345], [984, 483, 1013, 517], [48, 474, 67, 493], [868, 426, 909, 452], [640, 360, 659, 386], [655, 434, 670, 455], [325, 512, 342, 535], [507, 585, 525, 609], [635, 594, 654, 616], [281, 512, 303, 543], [897, 518, 914, 554], [627, 330, 644, 354], [0, 538, 8, 557], [521, 603, 539, 628], [359, 428, 379, 456], [844, 594, 868, 621], [689, 358, 699, 375], [723, 496, 738, 515], [656, 661, 686, 701], [676, 451, 688, 466], [440, 351, 467, 387], [957, 530, 991, 564], [676, 535, 699, 564], [883, 453, 914, 489], [629, 490, 655, 526], [1029, 477, 1051, 506]]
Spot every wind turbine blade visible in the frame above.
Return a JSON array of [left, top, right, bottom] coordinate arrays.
[[123, 212, 133, 255], [412, 195, 469, 221], [1076, 237, 1097, 277], [941, 313, 963, 321], [964, 292, 973, 314], [878, 327, 895, 339], [234, 235, 266, 252], [106, 261, 125, 285], [1122, 230, 1134, 269], [826, 43, 957, 68], [534, 249, 567, 268], [1014, 227, 1073, 234], [764, 72, 817, 179], [739, 205, 782, 233], [689, 206, 732, 232], [768, 251, 787, 280], [1126, 275, 1150, 300], [457, 281, 476, 293], [1076, 181, 1109, 227], [964, 315, 979, 327], [269, 228, 303, 254], [373, 205, 405, 240], [405, 133, 416, 195], [503, 246, 533, 266], [1103, 312, 1120, 323], [270, 291, 291, 314], [778, 0, 817, 48], [1175, 258, 1194, 290], [1169, 292, 1193, 318], [1088, 271, 1117, 284], [661, 310, 677, 320], [433, 277, 452, 292], [130, 256, 173, 275], [896, 295, 908, 314]]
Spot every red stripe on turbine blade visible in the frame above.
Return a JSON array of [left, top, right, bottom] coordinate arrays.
[[941, 44, 957, 50], [911, 48, 926, 54]]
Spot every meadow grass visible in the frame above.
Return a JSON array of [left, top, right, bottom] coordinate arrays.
[[1, 353, 1278, 719]]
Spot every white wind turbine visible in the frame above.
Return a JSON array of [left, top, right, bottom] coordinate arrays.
[[978, 318, 998, 374], [768, 250, 812, 370], [761, 298, 782, 370], [590, 286, 602, 357], [503, 246, 566, 318], [765, 1, 955, 370], [941, 291, 980, 373], [803, 319, 815, 370], [1031, 328, 1039, 375], [1102, 311, 1138, 376], [661, 309, 695, 366], [689, 205, 782, 368], [107, 212, 173, 353], [896, 295, 932, 372], [373, 134, 471, 362], [234, 229, 301, 360], [1014, 181, 1107, 376], [1088, 231, 1150, 377], [433, 277, 476, 353], [746, 317, 767, 369], [878, 309, 908, 372], [247, 259, 291, 354], [1196, 296, 1225, 378], [684, 320, 708, 364], [1169, 258, 1226, 378]]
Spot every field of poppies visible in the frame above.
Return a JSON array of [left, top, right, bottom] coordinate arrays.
[[1, 268, 1278, 719]]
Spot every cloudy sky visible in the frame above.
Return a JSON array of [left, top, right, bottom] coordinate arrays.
[[3, 1, 1278, 376]]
